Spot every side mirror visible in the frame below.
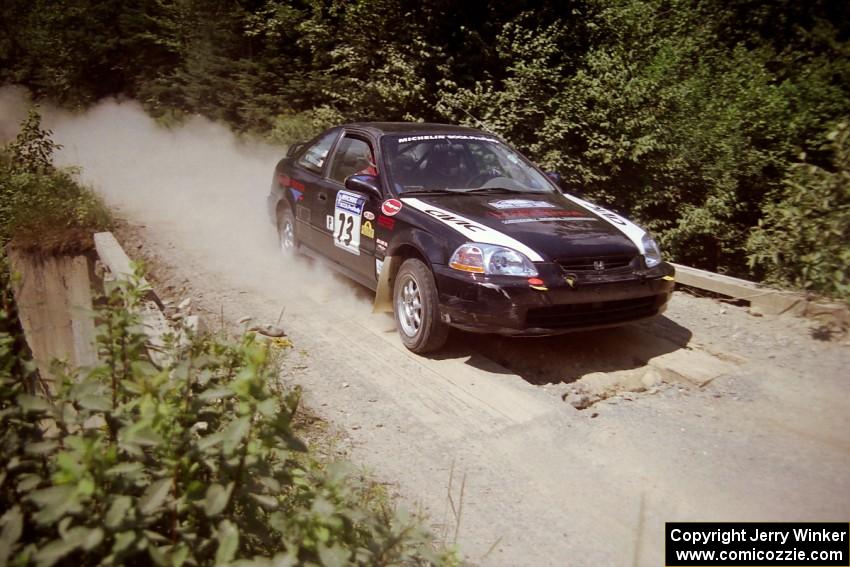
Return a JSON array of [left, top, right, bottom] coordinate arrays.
[[545, 171, 562, 186], [344, 174, 383, 200]]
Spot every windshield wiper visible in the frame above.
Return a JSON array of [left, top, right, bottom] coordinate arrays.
[[450, 187, 545, 194], [400, 188, 454, 196]]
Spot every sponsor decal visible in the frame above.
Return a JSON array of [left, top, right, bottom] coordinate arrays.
[[489, 199, 557, 210], [375, 258, 384, 276], [337, 191, 366, 215], [360, 220, 375, 239], [289, 188, 303, 202], [397, 134, 500, 144], [401, 198, 544, 262], [325, 215, 334, 230], [333, 191, 366, 255], [377, 215, 395, 229], [290, 179, 305, 191], [425, 209, 486, 233], [488, 209, 584, 219], [487, 208, 596, 224], [376, 238, 388, 253], [561, 193, 648, 253], [587, 203, 626, 225], [381, 199, 403, 216], [364, 211, 375, 220]]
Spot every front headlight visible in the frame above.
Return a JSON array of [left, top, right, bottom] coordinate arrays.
[[449, 243, 538, 276], [641, 233, 662, 268]]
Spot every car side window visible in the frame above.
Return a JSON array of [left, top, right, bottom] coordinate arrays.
[[296, 131, 337, 174], [329, 136, 377, 183]]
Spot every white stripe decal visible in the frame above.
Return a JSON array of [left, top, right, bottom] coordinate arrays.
[[560, 193, 647, 253], [401, 198, 545, 262]]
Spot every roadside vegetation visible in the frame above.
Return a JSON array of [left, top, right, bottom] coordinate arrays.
[[2, 0, 848, 300], [0, 273, 455, 566], [0, 115, 457, 566]]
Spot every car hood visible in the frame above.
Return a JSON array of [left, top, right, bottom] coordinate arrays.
[[399, 191, 642, 262]]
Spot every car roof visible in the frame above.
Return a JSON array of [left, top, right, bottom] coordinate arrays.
[[341, 122, 495, 137]]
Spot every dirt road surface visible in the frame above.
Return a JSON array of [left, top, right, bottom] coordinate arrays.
[[47, 102, 850, 566]]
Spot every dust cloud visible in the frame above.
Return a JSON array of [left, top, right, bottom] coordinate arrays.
[[0, 87, 372, 315]]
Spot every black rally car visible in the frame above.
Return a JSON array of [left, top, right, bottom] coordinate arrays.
[[268, 123, 675, 353]]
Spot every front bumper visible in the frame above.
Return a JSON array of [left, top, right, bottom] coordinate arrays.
[[433, 262, 675, 335]]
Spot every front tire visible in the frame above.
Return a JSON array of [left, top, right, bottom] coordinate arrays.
[[277, 207, 297, 256], [393, 258, 449, 353]]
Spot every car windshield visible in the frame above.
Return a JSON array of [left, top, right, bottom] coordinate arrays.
[[380, 134, 556, 194]]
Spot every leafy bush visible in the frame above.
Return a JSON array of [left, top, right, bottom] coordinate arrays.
[[747, 121, 850, 301], [0, 271, 455, 566], [0, 109, 111, 252]]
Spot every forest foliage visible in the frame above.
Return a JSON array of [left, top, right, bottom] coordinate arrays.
[[1, 0, 848, 299]]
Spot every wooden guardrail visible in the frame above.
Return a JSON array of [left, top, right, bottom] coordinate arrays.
[[671, 263, 805, 314], [671, 263, 848, 325]]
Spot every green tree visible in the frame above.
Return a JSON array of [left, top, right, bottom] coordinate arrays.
[[440, 0, 850, 279], [747, 121, 850, 301]]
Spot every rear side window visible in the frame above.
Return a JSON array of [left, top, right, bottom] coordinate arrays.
[[329, 136, 376, 183], [296, 131, 337, 174]]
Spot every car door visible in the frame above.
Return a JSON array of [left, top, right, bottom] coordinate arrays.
[[317, 132, 381, 281], [289, 129, 340, 251]]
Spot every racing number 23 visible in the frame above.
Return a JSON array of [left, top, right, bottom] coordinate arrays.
[[336, 212, 355, 245]]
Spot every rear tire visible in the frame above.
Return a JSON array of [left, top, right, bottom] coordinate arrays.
[[277, 207, 297, 256], [393, 258, 449, 353]]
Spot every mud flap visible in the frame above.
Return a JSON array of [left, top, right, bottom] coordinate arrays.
[[372, 255, 399, 314]]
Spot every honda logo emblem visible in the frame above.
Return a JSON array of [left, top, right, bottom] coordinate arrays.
[[593, 260, 605, 271]]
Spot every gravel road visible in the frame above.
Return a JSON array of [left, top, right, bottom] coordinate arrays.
[[45, 100, 850, 566]]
